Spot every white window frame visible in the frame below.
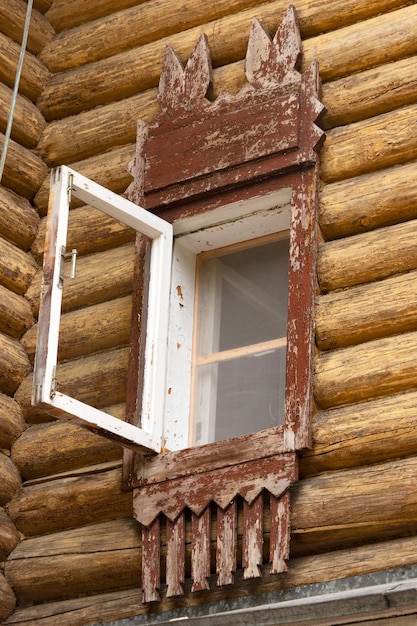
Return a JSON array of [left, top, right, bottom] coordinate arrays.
[[163, 187, 293, 450], [32, 166, 172, 453]]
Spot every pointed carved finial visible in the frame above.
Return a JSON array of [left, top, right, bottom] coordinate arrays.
[[245, 6, 301, 89], [158, 34, 212, 113]]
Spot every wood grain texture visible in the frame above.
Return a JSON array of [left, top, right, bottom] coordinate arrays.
[[0, 332, 31, 396], [0, 453, 21, 506], [0, 509, 20, 562], [26, 243, 135, 316], [292, 455, 417, 555], [316, 269, 417, 350], [317, 219, 417, 292], [323, 55, 417, 130], [321, 104, 417, 184], [7, 467, 132, 536], [33, 144, 134, 215], [0, 132, 47, 200], [314, 330, 417, 410], [0, 31, 49, 102], [12, 420, 122, 480], [0, 285, 34, 339], [31, 205, 135, 264], [46, 0, 145, 32], [0, 392, 26, 449], [22, 295, 132, 363], [0, 186, 40, 251], [166, 513, 185, 597], [36, 3, 417, 121], [301, 390, 417, 476], [0, 572, 15, 623], [320, 161, 417, 241], [37, 50, 417, 168], [0, 236, 38, 296], [40, 0, 268, 73], [5, 518, 141, 603], [4, 535, 417, 625], [0, 83, 46, 149], [0, 0, 54, 55], [15, 346, 129, 423]]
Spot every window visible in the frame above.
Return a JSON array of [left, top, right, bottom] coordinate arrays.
[[162, 189, 293, 451], [32, 165, 172, 453], [192, 234, 289, 445], [33, 7, 325, 602]]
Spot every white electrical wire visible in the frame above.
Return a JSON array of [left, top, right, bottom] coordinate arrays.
[[0, 0, 34, 185]]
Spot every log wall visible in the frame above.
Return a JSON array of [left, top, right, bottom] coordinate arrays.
[[0, 1, 52, 619], [3, 0, 417, 624]]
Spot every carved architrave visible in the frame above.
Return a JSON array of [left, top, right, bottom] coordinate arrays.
[[125, 6, 324, 603]]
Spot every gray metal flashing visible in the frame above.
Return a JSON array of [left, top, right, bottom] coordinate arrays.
[[93, 565, 417, 626]]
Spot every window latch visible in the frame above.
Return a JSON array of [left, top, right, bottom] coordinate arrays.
[[59, 245, 77, 288]]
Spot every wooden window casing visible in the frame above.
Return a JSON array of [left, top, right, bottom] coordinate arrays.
[[124, 7, 325, 602]]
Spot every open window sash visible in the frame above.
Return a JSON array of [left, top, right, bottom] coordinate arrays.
[[32, 166, 173, 453]]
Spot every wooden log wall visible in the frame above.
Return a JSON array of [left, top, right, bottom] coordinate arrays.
[[3, 0, 417, 623], [0, 0, 53, 619]]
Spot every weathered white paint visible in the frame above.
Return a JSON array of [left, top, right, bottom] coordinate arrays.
[[33, 165, 172, 452], [163, 189, 292, 451]]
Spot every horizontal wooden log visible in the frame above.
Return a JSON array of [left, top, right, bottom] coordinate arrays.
[[41, 0, 272, 73], [7, 454, 417, 600], [0, 132, 48, 200], [0, 285, 34, 339], [23, 295, 131, 363], [0, 186, 40, 250], [0, 393, 26, 449], [0, 332, 31, 396], [292, 455, 417, 556], [38, 47, 417, 168], [0, 0, 55, 56], [15, 346, 129, 423], [323, 55, 417, 130], [5, 518, 141, 603], [5, 534, 417, 625], [26, 242, 134, 316], [0, 236, 38, 296], [314, 330, 417, 410], [301, 390, 417, 477], [0, 509, 20, 561], [321, 103, 417, 184], [40, 0, 408, 79], [0, 453, 21, 506], [302, 3, 417, 83], [0, 572, 15, 623], [7, 467, 132, 536], [316, 269, 417, 350], [320, 161, 417, 241], [37, 88, 158, 166], [0, 31, 50, 102], [34, 143, 134, 215], [46, 0, 144, 32], [12, 419, 123, 480], [0, 82, 46, 149], [36, 3, 417, 121], [318, 219, 417, 292], [35, 11, 417, 168], [31, 205, 135, 264]]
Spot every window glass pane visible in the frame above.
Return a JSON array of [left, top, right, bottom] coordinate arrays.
[[197, 238, 288, 355], [192, 237, 289, 445]]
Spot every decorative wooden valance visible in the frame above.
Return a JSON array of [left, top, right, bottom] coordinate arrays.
[[126, 5, 324, 603]]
